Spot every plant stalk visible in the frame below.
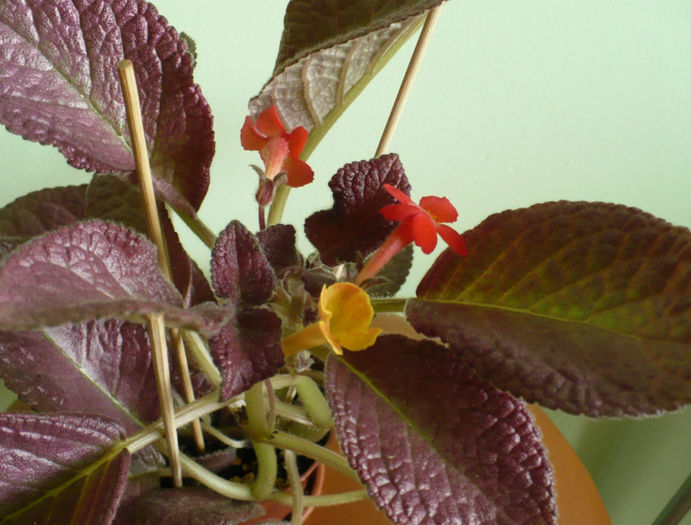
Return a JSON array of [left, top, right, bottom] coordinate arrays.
[[375, 4, 444, 157], [284, 450, 304, 525], [260, 431, 359, 482], [652, 472, 691, 525]]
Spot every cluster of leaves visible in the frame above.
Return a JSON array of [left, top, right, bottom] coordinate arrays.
[[0, 1, 689, 524]]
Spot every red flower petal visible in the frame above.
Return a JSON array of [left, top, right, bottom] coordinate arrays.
[[379, 203, 420, 222], [382, 184, 416, 207], [283, 156, 314, 187], [287, 126, 308, 158], [419, 195, 458, 223], [240, 117, 267, 151], [255, 106, 286, 138], [436, 224, 467, 256], [410, 212, 438, 254]]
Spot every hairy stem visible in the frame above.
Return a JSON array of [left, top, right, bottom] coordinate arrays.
[[251, 441, 278, 500], [173, 206, 218, 248], [284, 450, 304, 525], [261, 431, 359, 482], [268, 489, 370, 508]]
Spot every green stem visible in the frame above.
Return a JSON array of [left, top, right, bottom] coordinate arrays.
[[267, 183, 291, 226], [173, 205, 218, 248], [293, 375, 333, 429], [245, 382, 269, 439], [268, 489, 370, 507], [371, 297, 409, 313], [261, 431, 358, 482], [652, 472, 691, 525], [125, 391, 241, 454], [252, 441, 278, 500], [181, 330, 221, 387], [284, 450, 304, 525], [179, 451, 254, 501]]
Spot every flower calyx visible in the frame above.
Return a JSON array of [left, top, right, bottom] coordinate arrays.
[[241, 105, 314, 189]]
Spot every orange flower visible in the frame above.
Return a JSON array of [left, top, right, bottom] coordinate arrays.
[[355, 184, 466, 284], [281, 283, 381, 357], [241, 105, 314, 187]]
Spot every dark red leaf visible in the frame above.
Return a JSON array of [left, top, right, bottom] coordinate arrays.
[[305, 153, 411, 265], [209, 307, 285, 401], [0, 221, 228, 333], [0, 413, 129, 523], [211, 221, 276, 306], [127, 487, 263, 525], [412, 201, 691, 417], [0, 0, 214, 211], [0, 319, 158, 434], [326, 335, 556, 525], [256, 224, 300, 274]]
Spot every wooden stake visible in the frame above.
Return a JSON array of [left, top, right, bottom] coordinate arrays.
[[375, 4, 444, 157], [117, 60, 205, 454], [118, 59, 186, 485]]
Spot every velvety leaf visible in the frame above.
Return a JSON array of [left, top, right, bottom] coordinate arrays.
[[366, 244, 413, 297], [196, 448, 238, 474], [86, 175, 214, 306], [326, 335, 556, 525], [0, 221, 228, 333], [211, 221, 276, 306], [274, 0, 444, 74], [0, 185, 87, 252], [0, 319, 158, 434], [410, 201, 691, 417], [305, 154, 411, 265], [256, 224, 300, 274], [0, 0, 214, 211], [85, 175, 149, 235], [209, 308, 284, 401], [112, 472, 161, 525], [127, 487, 263, 525], [250, 16, 423, 137], [0, 413, 129, 524]]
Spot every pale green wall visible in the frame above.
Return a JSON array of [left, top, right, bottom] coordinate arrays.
[[0, 1, 689, 523]]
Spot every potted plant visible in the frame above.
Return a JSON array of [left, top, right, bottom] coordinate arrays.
[[0, 1, 688, 524]]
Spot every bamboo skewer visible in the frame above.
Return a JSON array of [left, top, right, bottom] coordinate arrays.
[[375, 4, 444, 157], [117, 59, 205, 454], [117, 59, 187, 485]]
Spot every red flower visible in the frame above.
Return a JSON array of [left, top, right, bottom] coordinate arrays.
[[355, 184, 466, 285], [379, 184, 467, 255], [241, 106, 314, 187]]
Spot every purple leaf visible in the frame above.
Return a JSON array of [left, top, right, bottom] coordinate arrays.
[[0, 0, 214, 211], [0, 185, 87, 252], [124, 487, 263, 525], [305, 154, 411, 265], [256, 224, 300, 274], [212, 221, 276, 306], [86, 174, 215, 306], [274, 0, 444, 74], [411, 201, 691, 417], [0, 319, 158, 434], [0, 221, 228, 333], [365, 244, 414, 297], [0, 413, 129, 524], [326, 335, 556, 525], [209, 307, 284, 401]]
